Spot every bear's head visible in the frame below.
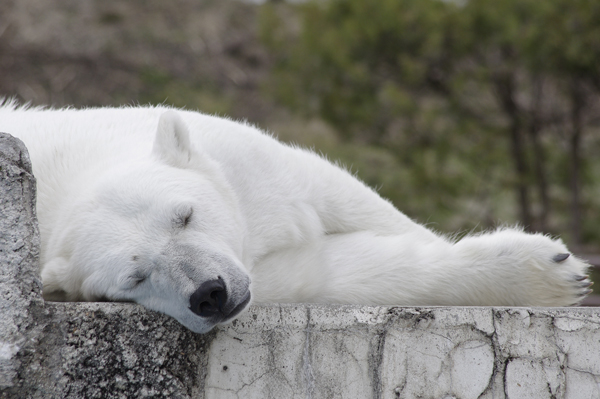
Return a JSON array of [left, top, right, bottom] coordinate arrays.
[[41, 111, 252, 333]]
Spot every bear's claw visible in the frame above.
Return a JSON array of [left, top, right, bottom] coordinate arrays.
[[553, 253, 570, 263], [578, 280, 594, 288], [550, 250, 594, 304], [574, 275, 593, 300]]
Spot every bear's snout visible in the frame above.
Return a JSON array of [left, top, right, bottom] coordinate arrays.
[[189, 277, 228, 317], [188, 276, 251, 322]]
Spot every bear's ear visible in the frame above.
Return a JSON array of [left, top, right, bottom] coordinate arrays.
[[152, 111, 198, 168], [152, 111, 236, 200]]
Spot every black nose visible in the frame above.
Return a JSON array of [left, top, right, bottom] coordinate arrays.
[[189, 277, 228, 318]]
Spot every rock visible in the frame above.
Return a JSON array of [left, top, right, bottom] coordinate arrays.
[[0, 132, 41, 392]]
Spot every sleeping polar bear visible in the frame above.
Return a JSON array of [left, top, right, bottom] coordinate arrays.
[[0, 103, 592, 333]]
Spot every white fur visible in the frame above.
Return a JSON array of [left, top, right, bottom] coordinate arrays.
[[0, 103, 590, 333]]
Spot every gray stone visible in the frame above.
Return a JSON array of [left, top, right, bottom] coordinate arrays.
[[0, 133, 42, 391], [1, 133, 600, 398]]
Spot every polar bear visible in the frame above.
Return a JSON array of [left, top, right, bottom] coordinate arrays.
[[0, 102, 592, 333]]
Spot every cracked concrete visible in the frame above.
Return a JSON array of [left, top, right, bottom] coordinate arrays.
[[200, 305, 600, 399], [2, 134, 600, 399]]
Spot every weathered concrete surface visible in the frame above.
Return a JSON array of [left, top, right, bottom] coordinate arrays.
[[3, 303, 600, 399], [2, 133, 600, 398], [206, 304, 600, 399]]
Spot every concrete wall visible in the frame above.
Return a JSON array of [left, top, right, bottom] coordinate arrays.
[[1, 133, 600, 399]]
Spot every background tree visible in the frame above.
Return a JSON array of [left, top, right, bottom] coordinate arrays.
[[260, 0, 600, 246], [528, 0, 600, 244]]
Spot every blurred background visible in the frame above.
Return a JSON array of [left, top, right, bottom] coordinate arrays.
[[1, 0, 598, 301]]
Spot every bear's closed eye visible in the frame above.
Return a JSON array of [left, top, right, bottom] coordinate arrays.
[[183, 209, 193, 227], [174, 207, 193, 228], [129, 273, 147, 287]]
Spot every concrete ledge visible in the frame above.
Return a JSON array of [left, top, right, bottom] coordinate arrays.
[[2, 133, 600, 398], [5, 302, 600, 398]]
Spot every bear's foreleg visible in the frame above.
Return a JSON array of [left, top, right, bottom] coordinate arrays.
[[251, 227, 590, 307]]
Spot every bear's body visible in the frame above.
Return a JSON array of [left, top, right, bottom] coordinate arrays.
[[0, 103, 591, 333]]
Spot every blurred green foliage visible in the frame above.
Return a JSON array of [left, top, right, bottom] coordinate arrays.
[[259, 0, 600, 245], [139, 68, 233, 116]]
